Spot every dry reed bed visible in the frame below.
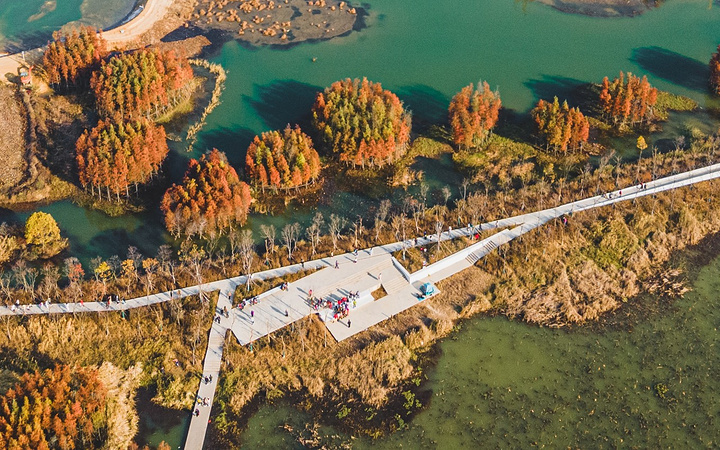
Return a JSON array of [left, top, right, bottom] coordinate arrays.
[[211, 172, 720, 443]]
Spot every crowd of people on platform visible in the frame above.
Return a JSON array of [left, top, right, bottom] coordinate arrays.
[[236, 296, 259, 310]]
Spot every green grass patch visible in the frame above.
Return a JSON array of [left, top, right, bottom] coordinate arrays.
[[654, 91, 698, 121], [452, 134, 542, 184]]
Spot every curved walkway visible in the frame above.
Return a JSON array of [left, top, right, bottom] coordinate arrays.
[[0, 0, 174, 84], [2, 163, 719, 449]]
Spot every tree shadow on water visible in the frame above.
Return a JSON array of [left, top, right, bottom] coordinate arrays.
[[195, 126, 256, 168], [247, 80, 322, 132], [396, 84, 450, 133], [84, 222, 168, 262], [524, 75, 589, 106], [631, 46, 708, 92]]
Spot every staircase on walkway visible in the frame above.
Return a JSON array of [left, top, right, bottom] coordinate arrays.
[[382, 270, 409, 294]]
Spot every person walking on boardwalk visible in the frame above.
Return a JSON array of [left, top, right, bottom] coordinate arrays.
[[348, 320, 351, 328], [335, 260, 339, 269]]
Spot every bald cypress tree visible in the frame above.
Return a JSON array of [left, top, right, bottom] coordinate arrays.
[[449, 81, 502, 149], [161, 149, 253, 238], [709, 45, 720, 96], [246, 125, 321, 190], [312, 78, 411, 169], [76, 118, 169, 201], [532, 97, 589, 153]]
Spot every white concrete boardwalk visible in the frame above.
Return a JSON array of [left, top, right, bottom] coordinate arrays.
[[3, 162, 720, 449]]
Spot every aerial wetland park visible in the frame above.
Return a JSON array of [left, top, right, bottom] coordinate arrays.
[[0, 0, 720, 448]]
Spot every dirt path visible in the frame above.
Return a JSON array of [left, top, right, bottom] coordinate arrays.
[[102, 0, 175, 44], [0, 0, 177, 84]]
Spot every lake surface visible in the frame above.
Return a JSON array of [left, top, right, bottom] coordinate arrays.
[[237, 246, 720, 448], [1, 1, 720, 446], [0, 0, 136, 50], [1, 0, 720, 263]]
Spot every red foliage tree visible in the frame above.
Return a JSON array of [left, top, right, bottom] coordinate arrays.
[[532, 97, 589, 153], [598, 72, 658, 127], [312, 78, 411, 169], [43, 26, 107, 89], [448, 81, 502, 148], [161, 149, 252, 238], [75, 118, 169, 201], [246, 125, 321, 190], [710, 45, 720, 96], [0, 365, 108, 450], [90, 48, 193, 121]]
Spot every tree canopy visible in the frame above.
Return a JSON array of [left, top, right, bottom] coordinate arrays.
[[90, 48, 194, 121], [710, 45, 720, 96], [531, 97, 589, 153], [75, 118, 169, 201], [0, 365, 108, 450], [598, 72, 658, 127], [312, 78, 411, 168], [24, 212, 66, 258], [245, 125, 321, 190], [161, 149, 253, 238], [43, 26, 107, 89], [449, 81, 502, 149]]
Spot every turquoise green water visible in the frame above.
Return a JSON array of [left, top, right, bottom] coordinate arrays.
[[1, 0, 719, 262], [0, 0, 136, 50], [1, 0, 719, 447], [238, 250, 720, 448]]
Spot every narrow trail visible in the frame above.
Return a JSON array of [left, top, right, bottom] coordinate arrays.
[[0, 0, 174, 84]]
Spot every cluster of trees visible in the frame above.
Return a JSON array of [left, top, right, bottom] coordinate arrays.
[[75, 118, 169, 201], [245, 125, 321, 190], [531, 97, 589, 153], [161, 149, 253, 238], [75, 119, 169, 201], [710, 45, 720, 96], [312, 78, 412, 168], [24, 212, 67, 258], [448, 81, 502, 149], [90, 48, 194, 121], [598, 71, 658, 126], [0, 212, 67, 266], [0, 365, 108, 449], [43, 27, 107, 88]]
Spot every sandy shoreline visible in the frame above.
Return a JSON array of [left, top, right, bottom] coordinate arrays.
[[0, 0, 183, 84]]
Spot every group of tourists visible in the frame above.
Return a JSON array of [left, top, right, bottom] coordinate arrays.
[[196, 396, 210, 408], [330, 296, 353, 322], [236, 296, 259, 310]]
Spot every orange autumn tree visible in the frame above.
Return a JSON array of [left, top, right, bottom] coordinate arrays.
[[90, 48, 194, 121], [532, 97, 589, 153], [245, 125, 321, 190], [312, 78, 411, 169], [709, 45, 720, 96], [448, 81, 502, 149], [161, 149, 252, 238], [0, 365, 108, 450], [76, 118, 169, 201], [598, 71, 658, 127], [43, 26, 107, 89]]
